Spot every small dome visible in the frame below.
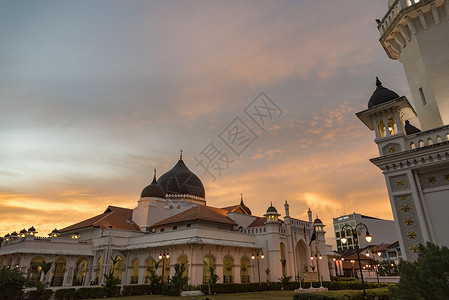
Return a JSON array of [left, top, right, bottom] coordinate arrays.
[[141, 174, 166, 198], [158, 158, 205, 198], [28, 226, 36, 232], [404, 120, 421, 135], [266, 203, 278, 214], [19, 229, 27, 234], [368, 77, 400, 108], [240, 194, 252, 215], [314, 218, 323, 224]]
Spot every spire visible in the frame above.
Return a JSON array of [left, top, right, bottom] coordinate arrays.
[[240, 193, 243, 204], [180, 149, 183, 160], [376, 77, 382, 87], [153, 168, 157, 180]]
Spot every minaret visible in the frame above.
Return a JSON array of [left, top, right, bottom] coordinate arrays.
[[307, 208, 312, 223], [377, 0, 449, 130], [284, 200, 290, 218]]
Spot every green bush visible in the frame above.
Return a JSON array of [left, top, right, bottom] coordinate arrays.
[[293, 287, 391, 300], [75, 287, 106, 299], [201, 282, 270, 294], [0, 266, 32, 300], [54, 288, 77, 300], [121, 284, 152, 296]]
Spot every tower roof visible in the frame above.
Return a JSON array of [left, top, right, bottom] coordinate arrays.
[[368, 77, 400, 108]]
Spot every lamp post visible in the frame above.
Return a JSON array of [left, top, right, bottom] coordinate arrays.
[[310, 246, 323, 287], [365, 248, 381, 286], [158, 250, 170, 283], [251, 249, 264, 283], [340, 223, 372, 299], [350, 260, 356, 278], [332, 256, 344, 276]]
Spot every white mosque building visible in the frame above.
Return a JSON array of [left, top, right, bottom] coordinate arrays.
[[0, 155, 331, 287], [357, 0, 449, 261]]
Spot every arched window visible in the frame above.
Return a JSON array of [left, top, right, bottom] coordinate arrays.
[[51, 258, 66, 286], [203, 256, 215, 284], [377, 120, 386, 137], [436, 136, 442, 143], [240, 257, 250, 283], [95, 257, 103, 285], [280, 243, 286, 276], [388, 117, 397, 135], [130, 259, 139, 284], [73, 258, 88, 286], [29, 257, 44, 282], [410, 142, 416, 149], [419, 140, 425, 147], [144, 258, 155, 284], [223, 256, 233, 283], [177, 255, 188, 278], [428, 138, 433, 145]]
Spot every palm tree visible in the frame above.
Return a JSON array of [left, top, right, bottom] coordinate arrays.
[[39, 261, 53, 283]]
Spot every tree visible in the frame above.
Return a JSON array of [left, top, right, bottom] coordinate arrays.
[[147, 260, 163, 294], [102, 256, 121, 297], [391, 242, 449, 299], [168, 263, 188, 296], [0, 266, 31, 300]]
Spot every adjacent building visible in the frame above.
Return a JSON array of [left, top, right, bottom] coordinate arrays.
[[333, 213, 398, 251]]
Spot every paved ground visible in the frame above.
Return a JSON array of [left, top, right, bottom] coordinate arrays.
[[95, 290, 295, 300]]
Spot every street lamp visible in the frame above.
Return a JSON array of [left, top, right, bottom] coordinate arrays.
[[340, 223, 372, 299], [350, 260, 356, 278], [251, 249, 264, 283], [310, 247, 323, 287], [159, 250, 170, 283], [332, 256, 344, 276]]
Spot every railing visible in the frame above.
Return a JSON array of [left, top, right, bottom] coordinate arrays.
[[406, 125, 449, 150], [73, 277, 85, 286], [223, 275, 233, 283], [241, 275, 250, 283], [130, 276, 138, 284], [378, 0, 423, 35], [51, 277, 64, 287]]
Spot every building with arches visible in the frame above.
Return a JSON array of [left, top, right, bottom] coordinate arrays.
[[357, 0, 449, 261], [0, 155, 331, 287]]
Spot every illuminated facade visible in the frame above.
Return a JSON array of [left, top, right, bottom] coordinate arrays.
[[0, 156, 331, 287], [357, 0, 449, 261]]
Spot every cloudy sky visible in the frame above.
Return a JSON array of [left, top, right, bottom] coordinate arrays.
[[0, 0, 414, 245]]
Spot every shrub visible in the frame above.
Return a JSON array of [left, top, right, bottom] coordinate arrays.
[[26, 282, 53, 300], [293, 287, 391, 300], [121, 284, 152, 296], [75, 287, 106, 299], [0, 266, 32, 300], [390, 242, 449, 299], [168, 264, 188, 296], [54, 288, 76, 300]]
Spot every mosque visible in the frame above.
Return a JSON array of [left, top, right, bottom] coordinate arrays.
[[0, 154, 332, 287]]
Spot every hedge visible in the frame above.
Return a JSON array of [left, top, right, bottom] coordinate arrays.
[[54, 288, 77, 300], [293, 287, 391, 300], [121, 284, 152, 296], [76, 287, 106, 299]]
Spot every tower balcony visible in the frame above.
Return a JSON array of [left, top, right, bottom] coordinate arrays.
[[405, 124, 449, 150], [377, 0, 448, 59]]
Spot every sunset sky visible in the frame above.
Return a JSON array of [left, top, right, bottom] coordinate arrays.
[[0, 1, 415, 246]]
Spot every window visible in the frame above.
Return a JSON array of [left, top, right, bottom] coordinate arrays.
[[419, 88, 427, 105], [173, 226, 177, 230], [187, 224, 191, 228], [336, 232, 340, 238], [160, 228, 164, 232]]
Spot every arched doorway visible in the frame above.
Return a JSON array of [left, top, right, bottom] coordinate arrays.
[[73, 258, 88, 286], [223, 256, 233, 283], [296, 240, 308, 274], [130, 259, 139, 284], [29, 257, 44, 282], [203, 256, 215, 284], [240, 257, 250, 283], [51, 258, 66, 286]]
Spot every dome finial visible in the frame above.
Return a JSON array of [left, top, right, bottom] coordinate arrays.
[[153, 168, 157, 180], [180, 149, 183, 160], [240, 193, 243, 203], [376, 77, 382, 87]]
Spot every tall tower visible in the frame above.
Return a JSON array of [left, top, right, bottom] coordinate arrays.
[[378, 0, 449, 130]]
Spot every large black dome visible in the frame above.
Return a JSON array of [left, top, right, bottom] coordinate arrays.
[[368, 77, 400, 108], [157, 159, 205, 198]]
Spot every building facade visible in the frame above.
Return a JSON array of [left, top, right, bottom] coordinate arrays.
[[0, 156, 331, 287], [357, 0, 449, 261], [333, 213, 398, 251]]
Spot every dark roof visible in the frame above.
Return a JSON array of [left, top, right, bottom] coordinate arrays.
[[158, 159, 205, 198], [248, 217, 266, 227], [314, 218, 323, 224], [151, 205, 237, 227], [222, 196, 252, 215], [59, 206, 140, 232], [141, 177, 166, 198], [266, 205, 278, 214], [368, 77, 400, 108], [404, 120, 421, 135]]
